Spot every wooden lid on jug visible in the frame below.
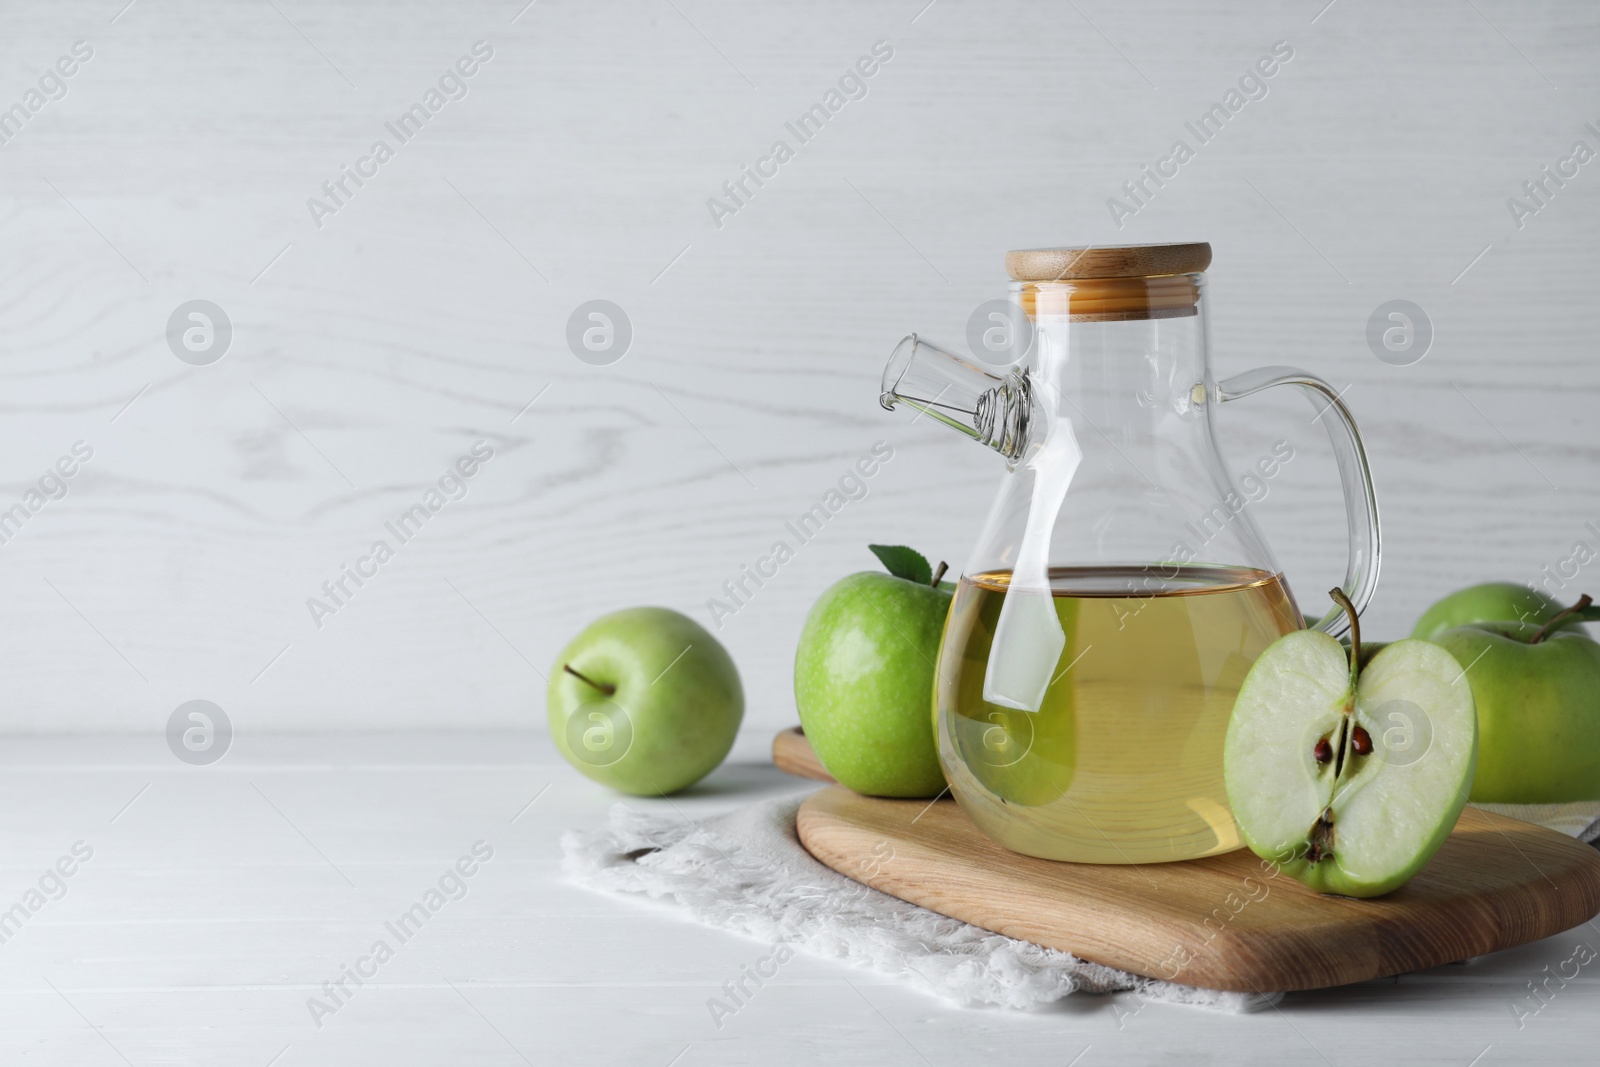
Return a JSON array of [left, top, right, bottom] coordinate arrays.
[[1006, 243, 1211, 281], [1007, 243, 1208, 322]]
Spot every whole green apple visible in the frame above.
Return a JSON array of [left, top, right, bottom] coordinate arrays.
[[548, 607, 743, 796], [794, 546, 951, 798], [1431, 595, 1600, 803], [1412, 581, 1585, 641]]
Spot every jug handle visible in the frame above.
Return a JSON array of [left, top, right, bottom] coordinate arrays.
[[1215, 367, 1381, 638]]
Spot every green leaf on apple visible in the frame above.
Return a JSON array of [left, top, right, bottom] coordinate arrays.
[[868, 544, 933, 585]]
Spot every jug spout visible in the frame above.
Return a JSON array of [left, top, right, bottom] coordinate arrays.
[[879, 335, 1037, 464]]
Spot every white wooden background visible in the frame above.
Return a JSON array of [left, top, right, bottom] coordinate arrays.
[[0, 0, 1596, 734]]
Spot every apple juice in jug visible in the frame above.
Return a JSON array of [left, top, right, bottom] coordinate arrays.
[[937, 564, 1302, 864]]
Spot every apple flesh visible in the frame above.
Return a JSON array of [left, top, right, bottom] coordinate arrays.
[[794, 550, 951, 798], [1431, 606, 1600, 803], [547, 607, 743, 796], [1225, 595, 1477, 897]]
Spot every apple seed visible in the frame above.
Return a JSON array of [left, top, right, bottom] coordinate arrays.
[[1313, 738, 1333, 764], [1351, 725, 1373, 756]]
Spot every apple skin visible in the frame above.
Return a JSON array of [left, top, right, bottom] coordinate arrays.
[[1412, 582, 1579, 641], [1432, 621, 1600, 803], [795, 572, 951, 798], [547, 607, 743, 797]]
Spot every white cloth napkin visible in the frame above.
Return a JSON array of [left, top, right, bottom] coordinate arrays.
[[1473, 800, 1600, 841], [561, 792, 1600, 1014]]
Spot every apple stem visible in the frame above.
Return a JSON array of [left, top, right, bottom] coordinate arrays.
[[931, 561, 949, 587], [1328, 587, 1360, 685], [1531, 594, 1593, 644], [562, 663, 616, 696]]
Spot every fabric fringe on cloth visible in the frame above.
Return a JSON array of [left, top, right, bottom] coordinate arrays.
[[562, 793, 1281, 1013], [564, 792, 1600, 1013]]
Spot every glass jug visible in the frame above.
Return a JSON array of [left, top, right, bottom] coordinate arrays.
[[879, 243, 1380, 864]]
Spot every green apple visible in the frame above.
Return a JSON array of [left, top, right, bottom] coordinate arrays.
[[1430, 594, 1600, 803], [1412, 581, 1588, 641], [794, 545, 951, 798], [1225, 591, 1477, 897], [548, 607, 743, 796]]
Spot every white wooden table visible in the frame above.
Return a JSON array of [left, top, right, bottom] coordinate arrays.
[[0, 729, 1589, 1065]]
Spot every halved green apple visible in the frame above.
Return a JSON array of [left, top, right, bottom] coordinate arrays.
[[1224, 591, 1477, 897]]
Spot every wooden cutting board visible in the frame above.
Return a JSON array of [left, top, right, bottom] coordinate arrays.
[[772, 725, 834, 782], [797, 784, 1600, 992]]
